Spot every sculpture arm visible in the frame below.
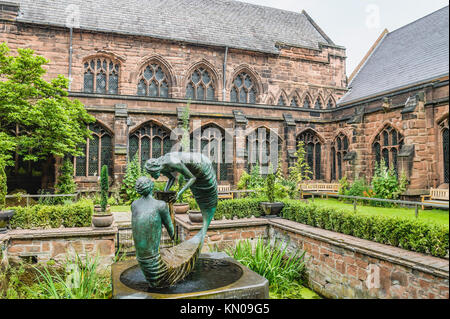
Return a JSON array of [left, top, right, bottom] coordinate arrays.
[[175, 163, 196, 201], [164, 172, 177, 192], [160, 203, 175, 240]]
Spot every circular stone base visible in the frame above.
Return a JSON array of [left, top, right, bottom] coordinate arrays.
[[120, 257, 243, 294]]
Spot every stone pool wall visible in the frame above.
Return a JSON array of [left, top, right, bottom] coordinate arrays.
[[175, 215, 449, 299], [2, 227, 117, 269]]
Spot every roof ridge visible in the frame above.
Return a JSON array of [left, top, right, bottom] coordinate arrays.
[[301, 9, 335, 45]]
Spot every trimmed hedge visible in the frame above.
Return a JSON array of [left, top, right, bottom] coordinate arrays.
[[281, 200, 449, 258], [214, 198, 449, 258], [215, 198, 265, 220], [9, 199, 94, 229]]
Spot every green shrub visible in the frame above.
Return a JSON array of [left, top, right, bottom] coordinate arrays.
[[281, 200, 449, 258], [265, 171, 275, 203], [345, 178, 370, 197], [55, 159, 77, 195], [121, 155, 146, 205], [9, 199, 93, 229], [372, 159, 408, 200], [0, 161, 7, 210], [215, 197, 265, 220], [100, 165, 109, 212]]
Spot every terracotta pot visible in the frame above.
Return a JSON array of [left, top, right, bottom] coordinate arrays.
[[92, 214, 114, 228], [260, 202, 284, 216], [188, 211, 203, 224], [173, 203, 189, 214], [0, 209, 15, 233]]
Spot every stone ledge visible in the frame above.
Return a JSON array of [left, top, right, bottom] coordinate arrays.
[[269, 219, 449, 279], [8, 227, 118, 240], [175, 214, 268, 231]]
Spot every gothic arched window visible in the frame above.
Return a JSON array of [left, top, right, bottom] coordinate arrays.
[[372, 125, 404, 173], [327, 98, 334, 109], [83, 58, 119, 94], [74, 123, 113, 177], [191, 125, 230, 181], [129, 122, 173, 168], [137, 63, 170, 98], [315, 98, 322, 109], [331, 133, 349, 181], [186, 67, 216, 101], [246, 127, 282, 175], [297, 130, 322, 180], [230, 72, 257, 104], [443, 127, 449, 184]]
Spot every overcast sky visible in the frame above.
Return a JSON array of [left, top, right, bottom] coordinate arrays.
[[240, 0, 449, 76]]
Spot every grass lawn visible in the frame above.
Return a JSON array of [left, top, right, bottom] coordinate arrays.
[[311, 198, 449, 228], [110, 205, 131, 212]]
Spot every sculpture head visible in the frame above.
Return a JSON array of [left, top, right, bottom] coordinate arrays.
[[135, 176, 154, 197], [145, 158, 162, 179]]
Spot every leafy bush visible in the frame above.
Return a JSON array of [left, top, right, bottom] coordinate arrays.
[[215, 198, 265, 220], [281, 200, 449, 258], [226, 238, 307, 299], [345, 178, 370, 197], [372, 159, 408, 200], [265, 171, 276, 203], [9, 199, 93, 229], [121, 155, 147, 205]]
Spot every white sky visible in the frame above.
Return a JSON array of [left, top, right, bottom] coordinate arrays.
[[240, 0, 449, 76]]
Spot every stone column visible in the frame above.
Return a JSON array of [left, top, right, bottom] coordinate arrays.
[[283, 113, 297, 176], [233, 110, 248, 184]]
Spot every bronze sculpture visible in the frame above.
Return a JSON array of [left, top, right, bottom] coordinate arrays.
[[131, 152, 218, 288]]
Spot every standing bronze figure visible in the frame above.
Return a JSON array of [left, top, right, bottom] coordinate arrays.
[[131, 152, 218, 288]]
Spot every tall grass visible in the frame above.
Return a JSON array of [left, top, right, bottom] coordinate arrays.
[[226, 238, 308, 298]]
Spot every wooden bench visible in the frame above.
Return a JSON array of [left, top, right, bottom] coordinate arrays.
[[299, 183, 340, 199], [218, 184, 234, 200], [421, 188, 449, 210]]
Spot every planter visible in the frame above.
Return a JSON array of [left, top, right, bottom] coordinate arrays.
[[94, 204, 111, 213], [154, 191, 177, 204], [92, 214, 114, 228], [188, 210, 203, 224], [0, 209, 15, 233], [173, 203, 189, 214], [260, 202, 284, 216]]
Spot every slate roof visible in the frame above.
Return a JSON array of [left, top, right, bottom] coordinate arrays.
[[11, 0, 336, 54], [339, 6, 449, 106]]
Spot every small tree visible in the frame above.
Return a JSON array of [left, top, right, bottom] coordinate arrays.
[[55, 159, 77, 195], [289, 141, 312, 186], [100, 165, 109, 212], [121, 155, 145, 204]]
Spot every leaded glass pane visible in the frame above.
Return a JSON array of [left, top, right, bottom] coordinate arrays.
[[163, 138, 173, 155], [144, 66, 153, 81], [156, 67, 164, 81], [90, 60, 95, 69], [96, 71, 106, 94], [202, 71, 211, 84], [149, 81, 158, 97], [392, 130, 398, 146], [307, 143, 314, 179], [129, 135, 139, 161], [141, 137, 150, 168], [152, 137, 162, 158], [343, 137, 349, 150], [382, 148, 389, 168], [160, 81, 169, 98], [84, 70, 94, 93], [186, 83, 195, 99], [88, 135, 99, 176], [207, 86, 215, 101], [109, 73, 118, 94], [197, 85, 205, 100], [244, 76, 252, 89], [303, 98, 310, 108], [315, 99, 322, 109], [331, 147, 336, 181], [278, 97, 285, 106], [239, 89, 246, 103], [192, 71, 200, 84], [383, 131, 389, 146], [337, 137, 342, 150], [234, 76, 242, 88], [392, 148, 398, 175], [230, 88, 238, 102], [137, 80, 147, 96], [327, 99, 333, 109], [337, 152, 342, 180], [76, 143, 87, 176], [315, 143, 321, 180], [102, 60, 107, 70], [249, 89, 256, 104], [101, 135, 113, 175], [374, 142, 381, 164]]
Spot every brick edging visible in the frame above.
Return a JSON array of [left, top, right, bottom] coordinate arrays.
[[268, 219, 449, 279], [7, 227, 118, 240]]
